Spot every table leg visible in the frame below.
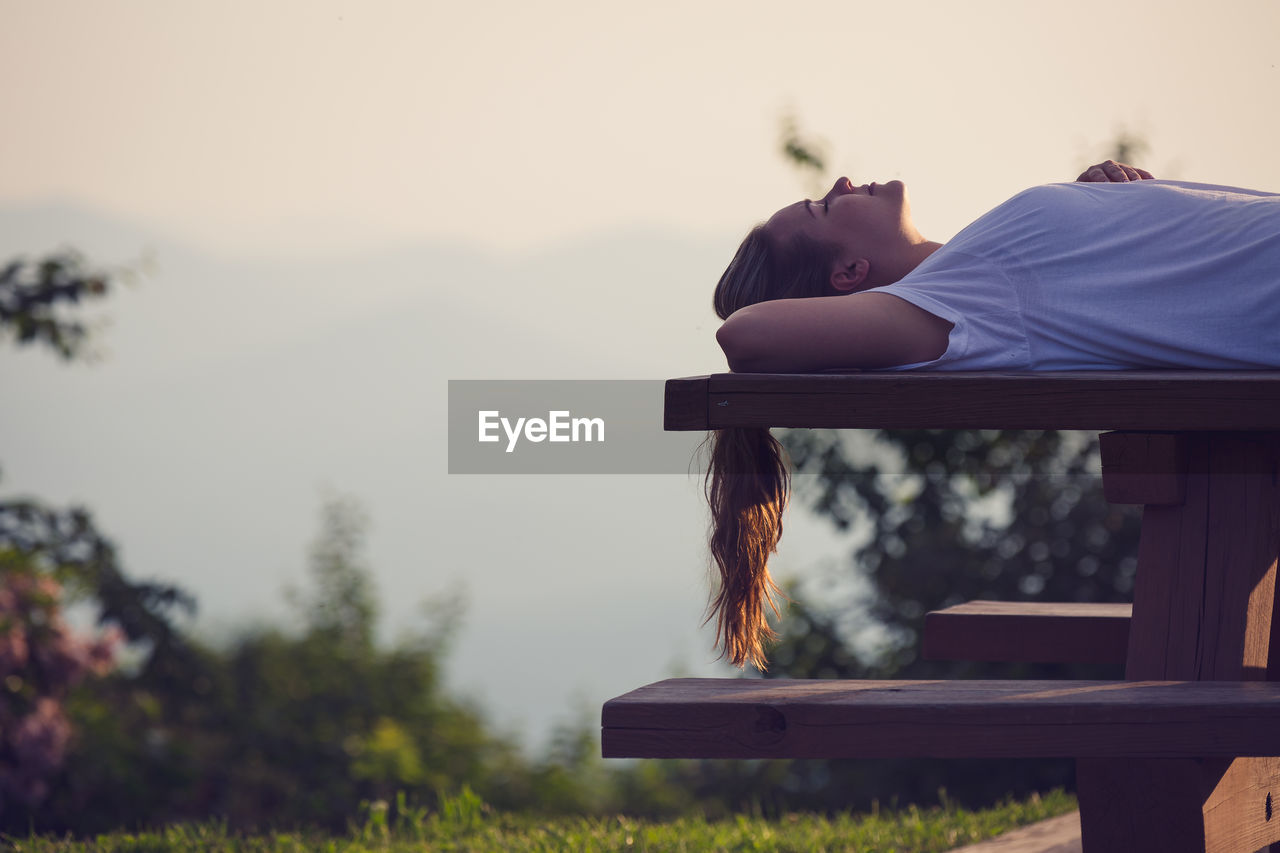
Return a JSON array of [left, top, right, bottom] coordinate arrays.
[[1078, 432, 1280, 853]]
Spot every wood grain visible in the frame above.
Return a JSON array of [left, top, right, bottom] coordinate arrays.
[[1202, 757, 1280, 853]]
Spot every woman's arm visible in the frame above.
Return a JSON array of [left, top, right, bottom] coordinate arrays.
[[716, 292, 953, 373]]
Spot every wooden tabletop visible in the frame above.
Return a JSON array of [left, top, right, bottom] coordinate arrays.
[[665, 371, 1280, 431]]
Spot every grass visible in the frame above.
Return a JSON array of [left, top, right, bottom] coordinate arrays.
[[6, 788, 1077, 852]]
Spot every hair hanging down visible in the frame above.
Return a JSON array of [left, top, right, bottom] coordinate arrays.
[[704, 223, 839, 669], [704, 427, 791, 670]]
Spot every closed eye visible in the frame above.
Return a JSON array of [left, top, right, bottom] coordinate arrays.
[[804, 199, 831, 218]]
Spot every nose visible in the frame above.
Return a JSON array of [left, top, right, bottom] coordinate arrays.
[[821, 177, 856, 205]]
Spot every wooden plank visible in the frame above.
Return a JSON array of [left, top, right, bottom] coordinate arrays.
[[1202, 757, 1280, 853], [1200, 435, 1280, 681], [663, 375, 709, 431], [1100, 432, 1188, 506], [601, 678, 1280, 760], [922, 601, 1131, 665], [1076, 759, 1208, 853], [1123, 434, 1215, 679], [662, 371, 1280, 431]]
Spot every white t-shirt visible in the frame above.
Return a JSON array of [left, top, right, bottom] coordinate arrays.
[[869, 180, 1280, 370]]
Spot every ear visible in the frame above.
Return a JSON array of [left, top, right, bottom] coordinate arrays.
[[830, 259, 870, 293]]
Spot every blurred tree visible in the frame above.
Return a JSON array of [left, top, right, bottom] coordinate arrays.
[[0, 248, 666, 831], [292, 494, 378, 650], [0, 551, 119, 815], [0, 247, 198, 701], [779, 113, 830, 198], [11, 494, 519, 833], [1109, 130, 1149, 170], [0, 251, 112, 359], [0, 500, 198, 689], [208, 496, 502, 829], [1, 253, 207, 829]]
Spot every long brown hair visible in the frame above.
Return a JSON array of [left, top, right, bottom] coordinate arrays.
[[705, 223, 839, 669]]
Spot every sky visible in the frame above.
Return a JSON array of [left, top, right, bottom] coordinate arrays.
[[3, 0, 1280, 751]]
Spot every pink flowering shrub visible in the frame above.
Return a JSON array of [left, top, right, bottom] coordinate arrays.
[[0, 558, 120, 812]]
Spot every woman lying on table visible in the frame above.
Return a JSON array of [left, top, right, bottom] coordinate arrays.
[[708, 161, 1280, 670]]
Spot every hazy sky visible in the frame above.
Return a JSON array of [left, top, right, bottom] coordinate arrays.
[[3, 0, 1280, 750], [5, 0, 1279, 256]]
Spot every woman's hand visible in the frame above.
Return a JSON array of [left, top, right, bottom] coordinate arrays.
[[1077, 159, 1154, 182]]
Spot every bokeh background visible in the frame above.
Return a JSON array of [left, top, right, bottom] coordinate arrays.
[[3, 0, 1279, 754]]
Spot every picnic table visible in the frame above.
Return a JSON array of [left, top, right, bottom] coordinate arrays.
[[602, 371, 1280, 853]]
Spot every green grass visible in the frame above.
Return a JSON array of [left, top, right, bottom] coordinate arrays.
[[6, 788, 1077, 852]]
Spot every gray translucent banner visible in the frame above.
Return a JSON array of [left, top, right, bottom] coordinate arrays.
[[448, 380, 708, 474], [447, 380, 1118, 481]]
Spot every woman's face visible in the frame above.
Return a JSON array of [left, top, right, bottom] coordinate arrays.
[[764, 176, 914, 272]]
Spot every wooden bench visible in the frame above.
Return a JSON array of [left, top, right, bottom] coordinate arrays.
[[602, 371, 1280, 853]]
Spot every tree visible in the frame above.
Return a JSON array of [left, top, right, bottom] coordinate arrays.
[[779, 112, 830, 199], [0, 252, 112, 359], [0, 248, 197, 698], [292, 494, 378, 651], [0, 251, 204, 831], [0, 551, 119, 815], [211, 495, 496, 829], [0, 249, 645, 831], [0, 500, 198, 688]]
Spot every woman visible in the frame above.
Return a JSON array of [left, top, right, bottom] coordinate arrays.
[[706, 161, 1280, 670]]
